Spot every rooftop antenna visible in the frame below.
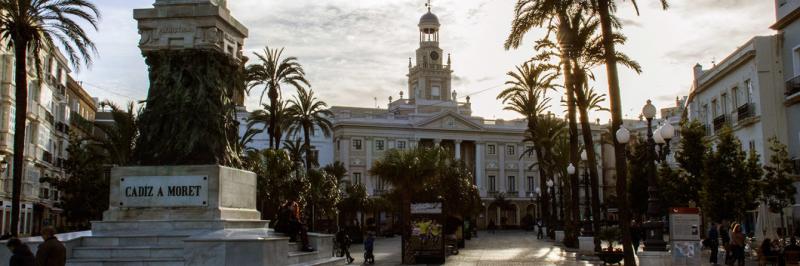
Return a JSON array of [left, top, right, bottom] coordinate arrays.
[[374, 97, 378, 108]]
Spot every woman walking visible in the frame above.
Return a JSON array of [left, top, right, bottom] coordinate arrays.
[[727, 224, 745, 266]]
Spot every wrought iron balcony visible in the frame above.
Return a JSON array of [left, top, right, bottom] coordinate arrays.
[[713, 114, 728, 131], [787, 75, 800, 97], [737, 103, 755, 122]]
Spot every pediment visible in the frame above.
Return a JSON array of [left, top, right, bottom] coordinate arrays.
[[414, 111, 484, 130]]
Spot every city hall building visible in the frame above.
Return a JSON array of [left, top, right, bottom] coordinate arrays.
[[330, 8, 542, 229]]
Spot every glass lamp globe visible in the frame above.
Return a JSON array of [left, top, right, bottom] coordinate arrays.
[[661, 122, 675, 140], [654, 127, 666, 144], [642, 100, 657, 120], [567, 163, 576, 175], [580, 150, 588, 161], [547, 179, 554, 188], [616, 127, 631, 144], [535, 187, 541, 194]]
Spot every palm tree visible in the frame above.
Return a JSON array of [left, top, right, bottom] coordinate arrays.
[[88, 101, 138, 166], [245, 47, 309, 149], [497, 62, 558, 234], [0, 0, 100, 237], [322, 161, 348, 185], [283, 138, 305, 164], [588, 1, 667, 262], [246, 101, 291, 150], [524, 114, 567, 230], [370, 147, 442, 264], [286, 87, 333, 174]]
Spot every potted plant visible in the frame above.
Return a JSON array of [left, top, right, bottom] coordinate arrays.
[[595, 226, 624, 265]]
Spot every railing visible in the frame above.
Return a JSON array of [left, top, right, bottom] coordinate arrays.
[[737, 103, 755, 122], [786, 75, 800, 97], [713, 114, 728, 132]]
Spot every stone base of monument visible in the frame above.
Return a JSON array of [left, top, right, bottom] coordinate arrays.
[[638, 251, 671, 266], [578, 236, 595, 252], [59, 165, 342, 266]]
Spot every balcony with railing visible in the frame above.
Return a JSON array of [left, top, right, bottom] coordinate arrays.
[[737, 103, 755, 122], [713, 114, 728, 132]]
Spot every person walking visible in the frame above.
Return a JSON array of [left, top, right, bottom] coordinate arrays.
[[728, 224, 745, 266], [536, 219, 544, 239], [631, 221, 642, 254], [6, 238, 35, 266], [708, 222, 720, 265], [335, 228, 354, 264], [35, 226, 66, 266]]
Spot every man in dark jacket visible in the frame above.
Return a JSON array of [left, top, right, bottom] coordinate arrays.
[[35, 227, 66, 266], [707, 222, 719, 265], [6, 238, 35, 266]]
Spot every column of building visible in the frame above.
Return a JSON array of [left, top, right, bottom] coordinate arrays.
[[475, 142, 485, 197]]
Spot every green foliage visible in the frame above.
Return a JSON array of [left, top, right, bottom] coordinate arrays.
[[626, 136, 651, 218], [243, 149, 307, 220], [657, 161, 686, 209], [245, 46, 310, 149], [245, 101, 291, 150], [421, 160, 483, 217], [338, 184, 369, 221], [760, 137, 797, 214], [307, 169, 340, 219], [322, 161, 348, 184], [672, 120, 707, 205], [286, 87, 333, 171], [597, 226, 622, 250], [135, 49, 243, 167], [53, 135, 109, 229], [701, 127, 761, 222]]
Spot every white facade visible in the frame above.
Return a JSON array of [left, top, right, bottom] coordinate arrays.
[[0, 41, 78, 235], [686, 35, 788, 161]]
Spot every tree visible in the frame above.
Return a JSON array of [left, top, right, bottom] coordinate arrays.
[[674, 120, 707, 205], [55, 135, 108, 229], [498, 62, 558, 234], [245, 47, 309, 149], [370, 147, 442, 264], [701, 127, 761, 222], [760, 137, 796, 232], [246, 101, 292, 150], [626, 136, 651, 220], [586, 0, 669, 263], [242, 149, 307, 221], [306, 169, 340, 232], [0, 0, 100, 237], [49, 101, 137, 229], [287, 87, 333, 174], [322, 161, 348, 184]]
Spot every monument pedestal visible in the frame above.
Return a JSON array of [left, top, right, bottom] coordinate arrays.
[[63, 165, 341, 266]]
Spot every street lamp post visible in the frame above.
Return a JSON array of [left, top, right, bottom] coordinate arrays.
[[547, 179, 556, 236], [640, 100, 672, 252], [580, 150, 592, 235]]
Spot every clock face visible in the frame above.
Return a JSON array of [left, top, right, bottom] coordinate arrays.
[[430, 51, 439, 61]]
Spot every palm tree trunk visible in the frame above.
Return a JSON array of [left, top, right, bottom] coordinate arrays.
[[535, 147, 551, 232], [597, 0, 635, 264], [574, 77, 603, 251], [268, 88, 278, 150], [561, 50, 581, 248], [303, 125, 313, 231], [11, 40, 29, 237]]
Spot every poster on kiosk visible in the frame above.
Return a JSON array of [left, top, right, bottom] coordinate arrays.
[[669, 207, 702, 265]]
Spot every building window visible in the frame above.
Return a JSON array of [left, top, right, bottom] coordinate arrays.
[[375, 140, 385, 151], [711, 99, 718, 117], [527, 176, 535, 193], [397, 140, 407, 150], [732, 87, 739, 108], [353, 172, 362, 185], [487, 144, 496, 155], [507, 176, 516, 192], [507, 145, 515, 156], [745, 79, 753, 104], [525, 146, 533, 158], [375, 177, 386, 192], [721, 93, 728, 115], [352, 139, 362, 150], [488, 175, 496, 192]]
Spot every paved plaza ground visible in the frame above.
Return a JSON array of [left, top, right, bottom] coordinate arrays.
[[340, 230, 761, 266]]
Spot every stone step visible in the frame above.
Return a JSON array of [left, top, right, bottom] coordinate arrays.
[[66, 257, 184, 266], [81, 235, 188, 247], [72, 246, 183, 259], [287, 256, 345, 266]]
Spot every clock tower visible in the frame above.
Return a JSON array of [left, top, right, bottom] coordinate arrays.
[[408, 4, 453, 102]]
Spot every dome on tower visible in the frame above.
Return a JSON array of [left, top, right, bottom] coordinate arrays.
[[419, 11, 440, 27]]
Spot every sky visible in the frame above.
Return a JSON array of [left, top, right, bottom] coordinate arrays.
[[72, 0, 776, 122]]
